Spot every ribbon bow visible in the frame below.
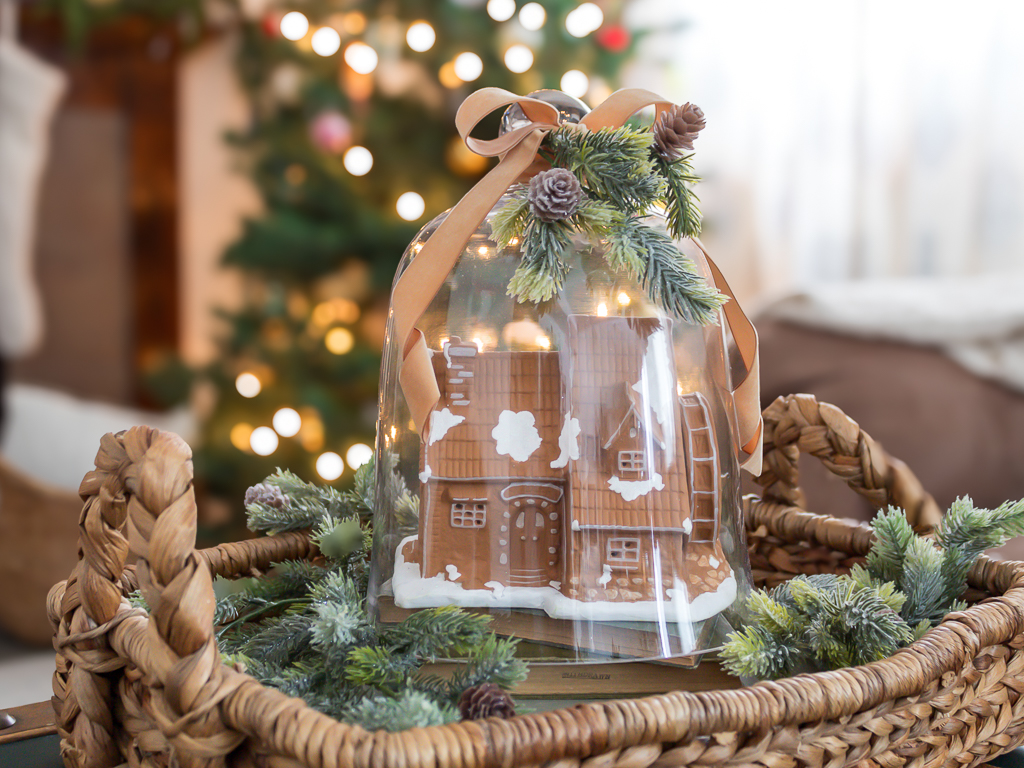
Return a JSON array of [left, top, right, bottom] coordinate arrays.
[[389, 88, 762, 475]]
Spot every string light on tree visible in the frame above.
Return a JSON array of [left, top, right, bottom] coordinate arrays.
[[504, 44, 533, 73], [406, 21, 436, 52], [346, 443, 373, 470], [617, 291, 631, 306], [272, 407, 302, 437], [560, 69, 589, 98], [344, 42, 378, 74], [230, 423, 254, 452], [438, 62, 461, 89], [453, 52, 483, 82], [316, 451, 345, 481], [486, 0, 516, 22], [518, 3, 546, 30], [280, 11, 309, 41], [325, 327, 355, 354], [396, 192, 426, 221], [343, 146, 373, 176], [235, 372, 262, 398], [565, 3, 603, 37], [311, 26, 342, 56], [250, 426, 279, 456]]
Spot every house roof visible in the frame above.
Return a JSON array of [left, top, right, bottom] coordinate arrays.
[[565, 316, 690, 530], [424, 346, 563, 481], [422, 317, 692, 531]]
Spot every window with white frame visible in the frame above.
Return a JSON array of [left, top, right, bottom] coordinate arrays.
[[607, 538, 640, 568], [617, 450, 646, 473], [451, 502, 487, 528]]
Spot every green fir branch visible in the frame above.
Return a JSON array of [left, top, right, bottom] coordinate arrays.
[[608, 219, 726, 325], [342, 691, 457, 733], [506, 217, 574, 303], [657, 155, 702, 239], [491, 192, 530, 250]]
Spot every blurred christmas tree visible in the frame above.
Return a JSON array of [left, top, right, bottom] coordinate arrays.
[[43, 0, 638, 521]]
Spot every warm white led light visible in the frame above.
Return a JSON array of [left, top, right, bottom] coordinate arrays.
[[504, 44, 534, 73], [560, 69, 589, 98], [280, 11, 309, 41], [487, 0, 516, 22], [311, 26, 342, 56], [343, 146, 373, 176], [565, 2, 603, 37], [344, 42, 378, 74], [617, 291, 631, 306], [453, 52, 483, 82], [597, 302, 608, 317], [518, 2, 546, 30], [406, 21, 436, 52], [396, 192, 425, 221], [316, 451, 345, 480], [250, 426, 279, 456], [272, 407, 302, 437], [346, 443, 373, 470], [235, 372, 261, 398]]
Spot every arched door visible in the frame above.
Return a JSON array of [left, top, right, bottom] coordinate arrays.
[[507, 496, 561, 587]]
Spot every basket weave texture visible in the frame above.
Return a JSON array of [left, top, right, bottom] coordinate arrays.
[[48, 394, 1024, 768]]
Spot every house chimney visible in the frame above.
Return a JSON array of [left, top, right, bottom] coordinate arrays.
[[442, 336, 477, 408]]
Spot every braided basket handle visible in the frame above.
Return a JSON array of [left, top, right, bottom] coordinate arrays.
[[51, 427, 237, 767], [755, 394, 942, 532]]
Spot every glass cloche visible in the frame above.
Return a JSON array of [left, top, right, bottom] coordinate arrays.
[[368, 90, 761, 668]]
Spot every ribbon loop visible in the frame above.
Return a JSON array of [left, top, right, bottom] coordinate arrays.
[[455, 88, 561, 158]]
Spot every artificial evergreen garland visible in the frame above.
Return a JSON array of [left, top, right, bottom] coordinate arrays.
[[721, 497, 1024, 680], [202, 459, 527, 732], [492, 109, 726, 326]]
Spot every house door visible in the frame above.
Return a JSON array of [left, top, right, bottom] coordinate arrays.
[[509, 498, 561, 587]]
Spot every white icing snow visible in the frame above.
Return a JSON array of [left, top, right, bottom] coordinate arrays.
[[485, 581, 505, 597], [683, 517, 692, 534], [428, 408, 465, 444], [491, 410, 542, 462], [549, 412, 581, 469], [571, 519, 581, 531], [445, 564, 461, 581], [709, 556, 719, 568], [597, 564, 613, 587], [607, 472, 665, 501], [549, 581, 562, 590], [419, 464, 432, 483], [392, 536, 737, 626]]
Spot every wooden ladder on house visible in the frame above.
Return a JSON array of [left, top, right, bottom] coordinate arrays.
[[679, 393, 719, 543]]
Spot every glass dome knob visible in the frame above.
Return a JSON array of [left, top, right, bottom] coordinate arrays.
[[500, 90, 591, 136]]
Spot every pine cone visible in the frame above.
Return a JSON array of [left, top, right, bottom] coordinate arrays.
[[653, 102, 706, 159], [244, 482, 289, 509], [458, 683, 516, 721], [527, 168, 583, 221]]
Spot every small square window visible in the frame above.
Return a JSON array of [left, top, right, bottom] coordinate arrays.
[[451, 502, 486, 528], [607, 537, 641, 569], [618, 451, 646, 473]]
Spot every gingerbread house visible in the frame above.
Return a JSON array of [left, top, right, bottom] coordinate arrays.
[[392, 315, 736, 622]]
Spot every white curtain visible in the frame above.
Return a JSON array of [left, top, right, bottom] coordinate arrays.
[[625, 0, 1024, 304]]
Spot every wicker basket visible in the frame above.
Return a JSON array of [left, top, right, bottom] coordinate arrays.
[[48, 394, 1024, 768]]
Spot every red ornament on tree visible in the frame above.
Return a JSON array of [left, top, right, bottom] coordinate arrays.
[[596, 25, 631, 53], [260, 12, 281, 38], [309, 110, 353, 154]]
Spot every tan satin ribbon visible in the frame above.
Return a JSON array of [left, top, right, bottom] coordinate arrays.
[[390, 87, 763, 475]]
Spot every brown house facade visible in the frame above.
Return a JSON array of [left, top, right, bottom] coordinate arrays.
[[392, 316, 736, 622]]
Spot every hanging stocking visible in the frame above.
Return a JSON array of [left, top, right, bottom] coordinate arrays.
[[0, 35, 67, 358]]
